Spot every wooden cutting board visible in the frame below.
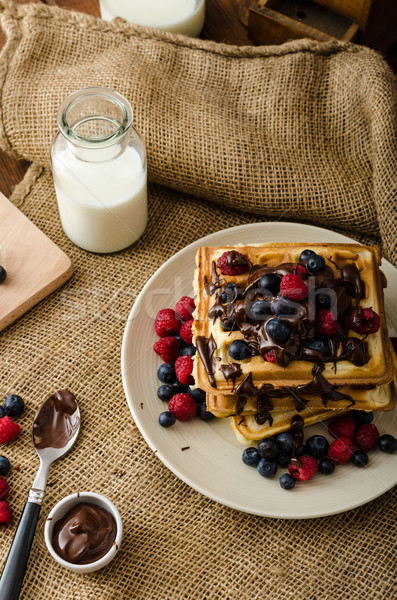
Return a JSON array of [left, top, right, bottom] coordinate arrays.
[[0, 192, 73, 331]]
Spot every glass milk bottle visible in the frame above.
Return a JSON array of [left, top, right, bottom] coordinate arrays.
[[99, 0, 205, 37], [51, 88, 147, 254]]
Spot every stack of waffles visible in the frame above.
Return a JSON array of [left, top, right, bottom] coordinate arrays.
[[192, 243, 396, 443]]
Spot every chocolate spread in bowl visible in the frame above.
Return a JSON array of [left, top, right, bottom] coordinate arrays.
[[52, 503, 117, 565], [32, 390, 79, 449]]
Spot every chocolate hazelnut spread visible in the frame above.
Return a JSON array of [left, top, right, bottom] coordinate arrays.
[[32, 390, 79, 449], [52, 503, 116, 565]]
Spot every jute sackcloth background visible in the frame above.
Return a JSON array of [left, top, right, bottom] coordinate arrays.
[[0, 1, 396, 599]]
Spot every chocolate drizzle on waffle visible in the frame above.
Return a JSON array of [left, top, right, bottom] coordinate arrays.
[[220, 363, 242, 390], [196, 334, 217, 387], [206, 257, 369, 369], [233, 363, 355, 421]]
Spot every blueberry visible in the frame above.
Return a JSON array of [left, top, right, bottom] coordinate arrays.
[[345, 338, 366, 356], [157, 363, 176, 384], [242, 446, 261, 466], [174, 334, 183, 344], [306, 338, 330, 356], [276, 432, 294, 454], [318, 457, 336, 475], [228, 340, 251, 361], [378, 434, 397, 454], [221, 284, 237, 303], [304, 435, 329, 458], [257, 458, 278, 478], [157, 385, 173, 402], [0, 266, 7, 284], [0, 406, 4, 419], [316, 291, 331, 309], [306, 254, 325, 274], [257, 437, 279, 459], [294, 444, 305, 457], [181, 344, 196, 356], [351, 450, 369, 467], [351, 410, 373, 425], [158, 411, 176, 428], [197, 403, 215, 422], [189, 387, 206, 404], [250, 300, 272, 321], [172, 380, 188, 393], [3, 394, 24, 418], [271, 297, 296, 316], [299, 249, 316, 262], [0, 456, 10, 477], [277, 452, 291, 467], [265, 318, 290, 343], [221, 318, 235, 332], [258, 274, 281, 296], [279, 473, 296, 490]]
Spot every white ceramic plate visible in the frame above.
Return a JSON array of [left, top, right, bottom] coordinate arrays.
[[121, 222, 397, 519]]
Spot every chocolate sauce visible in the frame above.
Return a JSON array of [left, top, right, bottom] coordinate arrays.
[[204, 261, 223, 296], [289, 414, 304, 448], [196, 334, 217, 387], [52, 503, 116, 565], [220, 363, 243, 389], [226, 251, 249, 271], [32, 390, 79, 449], [340, 264, 365, 305]]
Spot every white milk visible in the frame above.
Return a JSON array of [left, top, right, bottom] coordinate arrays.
[[52, 144, 147, 254], [99, 0, 205, 37]]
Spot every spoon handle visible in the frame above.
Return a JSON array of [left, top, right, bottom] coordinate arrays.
[[0, 499, 42, 600]]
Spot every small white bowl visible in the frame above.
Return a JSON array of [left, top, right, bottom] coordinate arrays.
[[44, 492, 122, 573]]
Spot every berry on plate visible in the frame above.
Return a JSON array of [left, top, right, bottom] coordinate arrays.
[[0, 416, 21, 444], [304, 435, 329, 459], [0, 266, 7, 284], [217, 251, 249, 276], [306, 254, 325, 274], [175, 297, 195, 321], [153, 337, 181, 363], [0, 500, 12, 525], [378, 434, 397, 454], [242, 447, 261, 466], [174, 355, 194, 385], [279, 473, 296, 490], [168, 393, 197, 422], [257, 437, 279, 459], [154, 309, 181, 337], [351, 450, 369, 468], [318, 457, 336, 475], [288, 455, 318, 481], [157, 363, 176, 384], [180, 319, 193, 345], [328, 415, 356, 440], [328, 437, 354, 464], [280, 273, 308, 302], [158, 411, 176, 428], [354, 423, 379, 451], [257, 458, 278, 478]]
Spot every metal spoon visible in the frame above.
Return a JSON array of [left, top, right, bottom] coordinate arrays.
[[0, 391, 80, 600]]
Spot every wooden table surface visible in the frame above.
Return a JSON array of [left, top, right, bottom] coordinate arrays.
[[0, 0, 395, 199]]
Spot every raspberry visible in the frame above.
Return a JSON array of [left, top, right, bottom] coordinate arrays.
[[264, 350, 276, 363], [175, 297, 195, 321], [217, 251, 249, 276], [294, 265, 307, 276], [288, 455, 318, 481], [0, 416, 21, 444], [328, 415, 356, 440], [328, 437, 353, 464], [317, 309, 338, 336], [0, 476, 9, 500], [175, 355, 194, 385], [0, 500, 12, 525], [279, 274, 308, 302], [154, 309, 181, 337], [354, 423, 379, 451], [153, 336, 181, 363], [168, 393, 197, 421], [350, 308, 380, 335], [180, 319, 193, 345]]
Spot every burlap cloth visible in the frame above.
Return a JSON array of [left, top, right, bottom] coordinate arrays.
[[0, 1, 396, 598]]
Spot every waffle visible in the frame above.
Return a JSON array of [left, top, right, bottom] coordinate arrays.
[[229, 374, 397, 443], [192, 243, 393, 409], [230, 407, 348, 444]]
